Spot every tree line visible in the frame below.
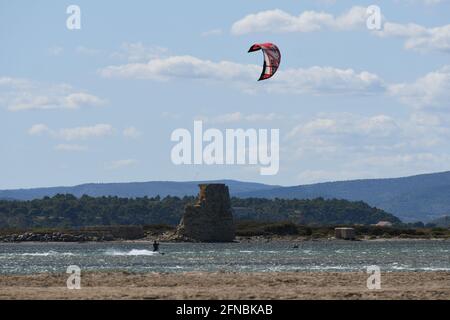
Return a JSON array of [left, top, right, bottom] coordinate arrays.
[[0, 194, 401, 229]]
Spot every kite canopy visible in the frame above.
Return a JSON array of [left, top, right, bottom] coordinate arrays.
[[248, 43, 281, 81]]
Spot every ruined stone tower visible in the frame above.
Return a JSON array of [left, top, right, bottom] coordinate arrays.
[[176, 184, 235, 242]]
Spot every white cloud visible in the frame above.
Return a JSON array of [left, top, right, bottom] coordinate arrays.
[[377, 23, 450, 53], [281, 109, 450, 183], [410, 112, 443, 126], [123, 126, 141, 138], [63, 93, 105, 109], [59, 124, 114, 141], [378, 22, 428, 38], [201, 29, 223, 37], [210, 112, 243, 123], [189, 112, 414, 184], [231, 6, 368, 35], [101, 45, 450, 111], [54, 144, 88, 152], [105, 159, 138, 170], [100, 55, 258, 82], [353, 153, 450, 167], [360, 115, 400, 136], [0, 77, 105, 111], [245, 113, 282, 122], [199, 112, 282, 124], [388, 66, 450, 109], [100, 55, 384, 95], [231, 6, 450, 54], [28, 123, 114, 141], [296, 148, 450, 183], [110, 42, 169, 62], [269, 66, 385, 95], [395, 0, 449, 5], [284, 113, 403, 166], [287, 113, 399, 139], [0, 77, 33, 88], [28, 124, 51, 136]]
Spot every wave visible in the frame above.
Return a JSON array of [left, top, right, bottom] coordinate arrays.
[[392, 265, 450, 271], [15, 251, 75, 257], [105, 249, 159, 256]]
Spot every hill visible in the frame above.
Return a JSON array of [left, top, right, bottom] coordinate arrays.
[[0, 180, 276, 201], [0, 194, 400, 229], [3, 171, 450, 222], [237, 171, 450, 222]]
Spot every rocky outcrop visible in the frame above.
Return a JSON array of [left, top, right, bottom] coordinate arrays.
[[0, 226, 144, 242], [175, 184, 235, 242], [0, 232, 103, 243]]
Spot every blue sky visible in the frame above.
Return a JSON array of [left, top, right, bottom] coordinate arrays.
[[1, 0, 450, 189]]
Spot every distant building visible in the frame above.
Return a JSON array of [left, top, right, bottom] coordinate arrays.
[[335, 227, 356, 240], [374, 221, 393, 227]]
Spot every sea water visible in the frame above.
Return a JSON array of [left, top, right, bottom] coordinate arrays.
[[0, 240, 449, 274]]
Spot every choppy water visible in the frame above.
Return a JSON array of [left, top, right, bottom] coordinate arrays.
[[0, 240, 449, 274]]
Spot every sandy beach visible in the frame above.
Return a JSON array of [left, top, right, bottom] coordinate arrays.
[[0, 271, 448, 300]]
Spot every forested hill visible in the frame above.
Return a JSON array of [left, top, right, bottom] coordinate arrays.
[[237, 171, 450, 222], [3, 171, 450, 222], [0, 194, 400, 229]]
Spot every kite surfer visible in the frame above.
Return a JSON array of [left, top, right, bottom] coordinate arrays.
[[153, 240, 160, 252]]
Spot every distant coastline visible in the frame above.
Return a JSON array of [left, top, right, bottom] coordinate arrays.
[[1, 222, 449, 243]]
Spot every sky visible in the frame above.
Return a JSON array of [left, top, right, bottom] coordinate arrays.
[[0, 0, 450, 189]]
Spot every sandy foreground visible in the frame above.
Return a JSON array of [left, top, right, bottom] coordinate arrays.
[[0, 271, 449, 300]]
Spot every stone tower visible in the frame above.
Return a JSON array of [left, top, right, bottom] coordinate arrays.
[[176, 184, 235, 242]]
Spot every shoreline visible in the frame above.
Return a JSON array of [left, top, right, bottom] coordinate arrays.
[[0, 271, 449, 300], [1, 237, 448, 245]]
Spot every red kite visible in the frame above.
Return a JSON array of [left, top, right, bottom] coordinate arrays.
[[248, 43, 281, 81]]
